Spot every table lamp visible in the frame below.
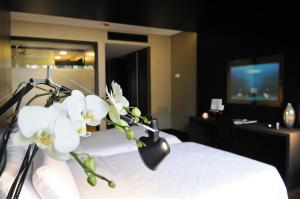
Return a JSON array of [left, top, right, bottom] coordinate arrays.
[[121, 115, 170, 170]]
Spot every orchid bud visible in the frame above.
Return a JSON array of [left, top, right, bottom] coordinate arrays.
[[143, 118, 151, 125], [115, 120, 129, 132], [87, 175, 97, 186], [125, 129, 134, 140], [84, 157, 96, 171], [132, 108, 141, 117], [108, 180, 116, 188], [119, 120, 129, 127], [134, 117, 139, 123], [136, 140, 145, 148]]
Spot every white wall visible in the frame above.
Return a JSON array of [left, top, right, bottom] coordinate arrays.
[[11, 20, 173, 129]]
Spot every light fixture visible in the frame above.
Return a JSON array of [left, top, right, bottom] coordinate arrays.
[[138, 115, 170, 170], [86, 52, 95, 57], [121, 115, 170, 170], [54, 56, 61, 60], [59, 51, 67, 55]]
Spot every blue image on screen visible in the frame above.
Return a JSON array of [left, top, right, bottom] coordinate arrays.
[[230, 62, 279, 101]]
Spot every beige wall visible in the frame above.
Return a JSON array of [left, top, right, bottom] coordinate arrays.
[[11, 20, 173, 129], [149, 35, 172, 129], [0, 9, 11, 125], [171, 32, 197, 131]]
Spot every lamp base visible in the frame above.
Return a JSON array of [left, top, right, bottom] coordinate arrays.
[[138, 136, 170, 170]]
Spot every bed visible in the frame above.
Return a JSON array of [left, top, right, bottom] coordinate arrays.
[[70, 142, 287, 199], [0, 127, 288, 199]]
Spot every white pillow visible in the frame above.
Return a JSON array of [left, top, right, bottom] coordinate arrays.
[[0, 137, 40, 199], [32, 150, 80, 199]]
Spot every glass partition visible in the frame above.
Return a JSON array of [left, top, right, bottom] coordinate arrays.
[[11, 38, 97, 105]]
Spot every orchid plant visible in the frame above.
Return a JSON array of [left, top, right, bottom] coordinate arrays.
[[11, 81, 149, 188]]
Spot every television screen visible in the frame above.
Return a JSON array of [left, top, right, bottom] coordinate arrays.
[[227, 57, 282, 106]]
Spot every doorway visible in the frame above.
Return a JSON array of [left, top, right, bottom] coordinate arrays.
[[105, 43, 150, 116]]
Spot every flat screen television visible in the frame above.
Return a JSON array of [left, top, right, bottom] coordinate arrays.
[[227, 55, 283, 106]]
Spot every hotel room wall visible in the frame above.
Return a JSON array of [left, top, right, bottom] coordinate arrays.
[[0, 5, 12, 125], [148, 35, 172, 129], [11, 20, 173, 129], [171, 32, 197, 132]]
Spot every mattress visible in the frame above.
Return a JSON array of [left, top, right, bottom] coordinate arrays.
[[69, 142, 288, 199], [75, 126, 181, 157]]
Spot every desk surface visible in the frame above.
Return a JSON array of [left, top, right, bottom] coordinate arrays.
[[190, 116, 300, 136], [235, 123, 300, 136]]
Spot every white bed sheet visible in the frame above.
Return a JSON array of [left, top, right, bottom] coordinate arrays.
[[69, 142, 288, 199], [75, 126, 181, 157]]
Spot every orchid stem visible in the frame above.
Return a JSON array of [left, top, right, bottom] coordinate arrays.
[[103, 118, 124, 129], [124, 108, 150, 124], [70, 152, 114, 186], [103, 118, 145, 147]]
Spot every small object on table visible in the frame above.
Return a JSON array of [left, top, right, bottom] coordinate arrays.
[[233, 119, 258, 125], [276, 122, 280, 130], [283, 103, 295, 128], [202, 112, 209, 119], [210, 99, 224, 111]]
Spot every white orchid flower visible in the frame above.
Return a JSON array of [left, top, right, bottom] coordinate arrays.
[[12, 104, 80, 160], [63, 90, 109, 136], [106, 81, 129, 123], [111, 81, 129, 108], [105, 82, 129, 123]]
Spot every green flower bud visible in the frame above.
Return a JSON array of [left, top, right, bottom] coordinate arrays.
[[136, 140, 145, 148], [119, 120, 129, 127], [143, 118, 151, 125], [84, 157, 96, 171], [115, 120, 129, 132], [133, 117, 139, 123], [108, 180, 116, 188], [132, 108, 141, 117], [115, 126, 123, 132], [126, 129, 134, 140], [87, 175, 97, 186]]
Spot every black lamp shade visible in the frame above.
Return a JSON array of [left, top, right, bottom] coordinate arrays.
[[138, 136, 170, 170]]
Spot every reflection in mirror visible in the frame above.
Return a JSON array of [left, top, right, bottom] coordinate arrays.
[[11, 38, 97, 106]]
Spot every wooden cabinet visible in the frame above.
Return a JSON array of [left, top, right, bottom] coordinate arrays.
[[189, 116, 300, 190]]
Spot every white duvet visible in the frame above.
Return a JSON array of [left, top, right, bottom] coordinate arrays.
[[69, 142, 288, 199], [75, 126, 181, 157]]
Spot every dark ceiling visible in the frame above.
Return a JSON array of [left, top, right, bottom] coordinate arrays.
[[8, 0, 298, 33], [8, 0, 200, 32]]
